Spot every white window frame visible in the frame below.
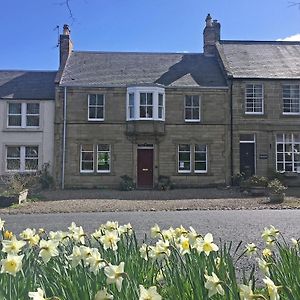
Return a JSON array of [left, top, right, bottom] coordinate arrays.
[[282, 84, 300, 115], [80, 145, 94, 173], [158, 93, 165, 120], [139, 92, 154, 120], [126, 87, 165, 121], [128, 93, 135, 120], [97, 144, 111, 173], [245, 83, 264, 115], [6, 145, 39, 172], [184, 95, 201, 122], [276, 133, 300, 173], [7, 102, 40, 128], [194, 145, 208, 173], [88, 94, 105, 121], [178, 144, 191, 173]]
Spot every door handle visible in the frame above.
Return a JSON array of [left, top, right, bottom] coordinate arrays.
[[142, 168, 148, 171]]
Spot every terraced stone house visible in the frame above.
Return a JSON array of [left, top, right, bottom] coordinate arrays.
[[0, 71, 56, 177]]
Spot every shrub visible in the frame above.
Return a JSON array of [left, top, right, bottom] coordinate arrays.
[[243, 175, 268, 188], [120, 175, 135, 191], [38, 163, 54, 190], [268, 179, 287, 194], [231, 172, 245, 186]]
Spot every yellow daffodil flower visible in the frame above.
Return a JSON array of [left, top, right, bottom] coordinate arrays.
[[262, 248, 272, 257], [100, 231, 120, 251], [150, 224, 161, 239], [4, 230, 13, 240], [239, 282, 254, 300], [245, 243, 257, 257], [0, 218, 5, 231], [86, 248, 106, 274], [197, 233, 219, 256], [257, 258, 270, 276], [139, 285, 162, 300]]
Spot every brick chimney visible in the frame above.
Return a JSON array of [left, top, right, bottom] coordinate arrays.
[[59, 24, 73, 69], [203, 14, 220, 56]]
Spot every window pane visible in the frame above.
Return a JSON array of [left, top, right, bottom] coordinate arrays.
[[25, 159, 38, 170], [140, 93, 146, 105], [179, 144, 190, 151], [98, 144, 109, 151], [89, 94, 96, 105], [89, 107, 96, 119], [146, 106, 153, 118], [129, 93, 134, 105], [195, 162, 206, 171], [179, 152, 190, 161], [192, 108, 199, 119], [7, 147, 20, 158], [7, 159, 20, 170], [185, 108, 192, 120], [27, 103, 39, 114], [96, 107, 103, 119], [97, 153, 110, 171], [8, 115, 21, 126], [26, 116, 39, 127], [147, 93, 153, 105], [140, 106, 146, 118], [82, 152, 93, 160], [158, 107, 163, 119], [130, 107, 134, 118], [9, 103, 21, 114], [82, 162, 93, 171], [25, 147, 38, 158], [158, 94, 163, 106], [96, 94, 104, 106], [192, 96, 199, 106], [82, 145, 93, 151], [185, 96, 192, 107], [195, 152, 206, 161]]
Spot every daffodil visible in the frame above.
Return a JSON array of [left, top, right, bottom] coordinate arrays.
[[239, 282, 254, 300], [102, 221, 119, 232], [262, 248, 272, 257], [4, 230, 13, 240], [68, 245, 82, 268], [263, 277, 281, 300], [291, 238, 299, 247], [39, 239, 59, 263], [118, 223, 132, 235], [262, 226, 279, 245], [139, 243, 149, 261], [94, 288, 114, 300], [100, 231, 120, 251], [204, 272, 225, 298], [149, 240, 171, 260], [196, 233, 219, 256], [104, 262, 125, 292], [245, 243, 257, 257], [139, 285, 162, 300], [174, 225, 188, 238], [86, 248, 106, 274], [0, 218, 5, 231], [177, 236, 190, 255], [161, 227, 175, 241], [257, 258, 270, 276], [20, 228, 40, 246], [150, 224, 161, 238], [0, 254, 24, 276], [49, 230, 68, 243], [2, 235, 26, 254], [28, 288, 46, 300]]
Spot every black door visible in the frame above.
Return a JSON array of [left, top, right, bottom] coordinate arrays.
[[137, 149, 154, 188], [240, 143, 255, 177]]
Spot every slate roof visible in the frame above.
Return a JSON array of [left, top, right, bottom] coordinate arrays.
[[60, 51, 227, 88], [217, 41, 300, 79], [0, 71, 56, 100]]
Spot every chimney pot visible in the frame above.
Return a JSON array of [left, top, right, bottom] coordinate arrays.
[[205, 14, 213, 27], [63, 24, 70, 35], [203, 14, 221, 56]]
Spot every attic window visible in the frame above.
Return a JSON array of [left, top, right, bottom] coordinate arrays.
[[126, 87, 165, 121]]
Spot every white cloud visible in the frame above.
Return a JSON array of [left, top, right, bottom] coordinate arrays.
[[276, 33, 300, 41]]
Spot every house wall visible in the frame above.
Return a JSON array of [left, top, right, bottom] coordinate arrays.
[[231, 79, 300, 180], [54, 86, 230, 188], [0, 99, 55, 175]]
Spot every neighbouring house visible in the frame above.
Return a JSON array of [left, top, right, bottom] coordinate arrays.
[[0, 71, 56, 177], [54, 21, 231, 189], [216, 39, 300, 185]]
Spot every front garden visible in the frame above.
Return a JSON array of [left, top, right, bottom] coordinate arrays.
[[0, 219, 299, 299]]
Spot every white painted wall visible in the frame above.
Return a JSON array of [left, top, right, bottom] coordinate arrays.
[[0, 100, 55, 175]]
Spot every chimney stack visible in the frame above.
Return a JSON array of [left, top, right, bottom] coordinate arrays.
[[59, 24, 73, 69], [203, 14, 220, 56]]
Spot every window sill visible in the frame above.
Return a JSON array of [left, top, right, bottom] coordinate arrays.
[[184, 120, 201, 123], [281, 113, 300, 117], [244, 113, 264, 116], [80, 172, 113, 176], [176, 172, 210, 176], [3, 128, 43, 132], [88, 119, 104, 122]]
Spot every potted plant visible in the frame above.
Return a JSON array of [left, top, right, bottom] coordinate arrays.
[[267, 179, 287, 203], [242, 175, 268, 196]]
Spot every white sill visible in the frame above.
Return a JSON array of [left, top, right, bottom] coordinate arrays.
[[194, 171, 207, 174], [178, 170, 191, 173], [282, 113, 300, 115], [88, 118, 104, 121], [97, 170, 110, 173], [245, 112, 264, 115], [80, 170, 94, 174], [185, 119, 201, 122]]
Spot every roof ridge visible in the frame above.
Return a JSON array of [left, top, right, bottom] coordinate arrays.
[[220, 40, 300, 45], [0, 70, 57, 73], [72, 50, 202, 55]]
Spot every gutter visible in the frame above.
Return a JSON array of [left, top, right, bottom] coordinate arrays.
[[229, 78, 234, 184], [62, 86, 67, 189]]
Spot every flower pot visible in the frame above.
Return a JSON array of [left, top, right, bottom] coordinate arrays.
[[269, 193, 285, 204], [0, 189, 28, 208]]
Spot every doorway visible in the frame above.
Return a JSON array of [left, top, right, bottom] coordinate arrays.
[[240, 134, 256, 177], [137, 146, 154, 188]]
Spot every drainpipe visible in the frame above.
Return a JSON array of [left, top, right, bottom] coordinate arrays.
[[61, 86, 67, 189], [229, 78, 234, 184]]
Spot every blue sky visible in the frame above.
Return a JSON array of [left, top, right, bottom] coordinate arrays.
[[0, 0, 299, 70]]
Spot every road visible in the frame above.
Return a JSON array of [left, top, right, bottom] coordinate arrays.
[[1, 210, 299, 247]]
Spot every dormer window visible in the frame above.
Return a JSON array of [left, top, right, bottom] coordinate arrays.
[[127, 87, 165, 121]]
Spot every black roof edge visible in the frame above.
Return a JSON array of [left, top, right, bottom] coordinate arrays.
[[71, 50, 204, 55], [220, 40, 300, 45]]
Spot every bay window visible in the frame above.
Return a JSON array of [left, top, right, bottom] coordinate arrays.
[[126, 87, 165, 120]]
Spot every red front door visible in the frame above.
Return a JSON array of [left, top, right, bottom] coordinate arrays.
[[137, 149, 153, 188]]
